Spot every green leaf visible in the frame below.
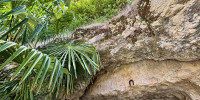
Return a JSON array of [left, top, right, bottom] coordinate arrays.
[[29, 23, 44, 43], [81, 56, 91, 75], [66, 74, 70, 94], [56, 68, 63, 97], [0, 42, 16, 52], [0, 46, 27, 70], [30, 91, 34, 100], [68, 49, 71, 71], [72, 49, 85, 70], [0, 0, 27, 4], [62, 67, 69, 74], [36, 57, 51, 93], [76, 49, 99, 70], [0, 40, 6, 44], [31, 55, 48, 90], [0, 5, 26, 19], [13, 9, 26, 16], [11, 49, 37, 80], [51, 63, 61, 92], [71, 50, 77, 78], [22, 25, 28, 45], [48, 58, 58, 88], [19, 52, 43, 84], [0, 18, 28, 39], [61, 50, 68, 66], [13, 25, 24, 42]]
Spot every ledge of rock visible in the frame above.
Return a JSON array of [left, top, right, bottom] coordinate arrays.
[[81, 60, 200, 100], [70, 0, 200, 99]]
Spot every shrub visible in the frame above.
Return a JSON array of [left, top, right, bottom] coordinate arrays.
[[58, 0, 131, 32]]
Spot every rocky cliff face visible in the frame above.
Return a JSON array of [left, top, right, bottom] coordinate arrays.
[[71, 0, 200, 99]]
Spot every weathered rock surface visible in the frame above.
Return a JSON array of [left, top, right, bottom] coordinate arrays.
[[82, 60, 200, 100], [70, 0, 200, 99]]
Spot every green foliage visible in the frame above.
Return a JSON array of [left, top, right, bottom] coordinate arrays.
[[0, 40, 65, 99], [0, 40, 101, 99], [0, 1, 42, 45], [0, 0, 132, 42], [63, 0, 131, 32], [39, 41, 102, 94], [0, 0, 105, 99]]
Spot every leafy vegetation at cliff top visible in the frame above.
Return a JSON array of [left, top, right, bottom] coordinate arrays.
[[1, 0, 131, 42]]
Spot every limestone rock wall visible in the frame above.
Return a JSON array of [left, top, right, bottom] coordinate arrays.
[[71, 0, 200, 99], [82, 60, 200, 100]]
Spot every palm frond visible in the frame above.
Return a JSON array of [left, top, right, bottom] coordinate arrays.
[[0, 40, 102, 99], [0, 5, 26, 19], [0, 40, 69, 99], [39, 41, 102, 94], [0, 18, 28, 39]]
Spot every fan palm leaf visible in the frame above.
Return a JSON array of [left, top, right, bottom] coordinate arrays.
[[39, 41, 102, 95], [0, 40, 102, 99], [0, 40, 69, 99]]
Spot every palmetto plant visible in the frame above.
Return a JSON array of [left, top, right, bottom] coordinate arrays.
[[0, 40, 65, 99], [0, 0, 102, 100], [0, 40, 101, 99]]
